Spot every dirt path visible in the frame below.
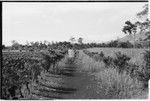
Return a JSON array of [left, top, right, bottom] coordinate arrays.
[[24, 50, 147, 99], [27, 51, 99, 99]]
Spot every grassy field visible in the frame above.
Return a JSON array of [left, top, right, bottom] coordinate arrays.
[[87, 47, 148, 65], [2, 48, 149, 99], [78, 49, 148, 99]]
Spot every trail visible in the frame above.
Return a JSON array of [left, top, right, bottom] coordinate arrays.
[[27, 50, 99, 99], [20, 50, 147, 99]]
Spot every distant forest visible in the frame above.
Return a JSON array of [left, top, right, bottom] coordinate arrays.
[[2, 39, 149, 51]]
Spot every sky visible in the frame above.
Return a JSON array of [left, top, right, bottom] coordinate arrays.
[[2, 2, 147, 46]]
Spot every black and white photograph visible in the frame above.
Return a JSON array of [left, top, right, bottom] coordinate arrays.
[[0, 0, 149, 1], [1, 0, 150, 100]]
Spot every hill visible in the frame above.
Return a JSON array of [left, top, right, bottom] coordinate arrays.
[[118, 31, 150, 48], [118, 31, 148, 43]]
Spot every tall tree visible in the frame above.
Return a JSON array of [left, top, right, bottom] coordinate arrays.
[[136, 4, 150, 41], [122, 21, 137, 47], [11, 40, 20, 50]]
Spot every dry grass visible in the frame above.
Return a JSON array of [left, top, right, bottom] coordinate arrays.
[[76, 50, 148, 99], [76, 50, 105, 73], [95, 68, 147, 99], [87, 47, 147, 65]]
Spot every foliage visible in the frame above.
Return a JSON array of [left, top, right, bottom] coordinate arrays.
[[136, 50, 150, 88], [121, 4, 150, 48], [137, 4, 148, 19], [2, 53, 41, 99], [117, 41, 134, 48], [11, 40, 21, 50], [113, 52, 131, 73], [2, 49, 67, 99], [83, 49, 150, 90], [78, 51, 146, 99], [83, 50, 131, 72], [122, 21, 137, 35]]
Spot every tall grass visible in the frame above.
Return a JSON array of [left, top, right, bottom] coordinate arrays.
[[95, 68, 146, 99], [76, 51, 105, 73], [88, 47, 147, 64], [79, 50, 148, 99]]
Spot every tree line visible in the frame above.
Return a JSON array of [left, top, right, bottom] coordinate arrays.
[[3, 39, 148, 51]]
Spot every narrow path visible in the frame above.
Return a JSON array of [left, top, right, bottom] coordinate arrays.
[[20, 50, 148, 99], [28, 51, 99, 99]]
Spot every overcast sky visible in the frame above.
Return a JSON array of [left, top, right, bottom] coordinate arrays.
[[2, 2, 147, 46]]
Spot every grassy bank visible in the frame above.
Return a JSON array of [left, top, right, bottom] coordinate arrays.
[[76, 50, 148, 99]]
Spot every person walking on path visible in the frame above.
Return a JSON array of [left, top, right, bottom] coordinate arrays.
[[68, 46, 75, 58], [68, 46, 75, 63]]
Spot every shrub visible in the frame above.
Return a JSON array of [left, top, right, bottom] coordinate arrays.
[[99, 51, 104, 57], [101, 51, 131, 73], [103, 56, 114, 67], [136, 50, 150, 88], [113, 52, 131, 73], [41, 53, 52, 71]]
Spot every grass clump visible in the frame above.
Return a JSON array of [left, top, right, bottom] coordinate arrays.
[[95, 68, 146, 99]]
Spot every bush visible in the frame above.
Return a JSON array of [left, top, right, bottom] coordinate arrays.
[[99, 51, 104, 57], [2, 57, 41, 99], [113, 52, 131, 73], [117, 41, 133, 48], [101, 51, 131, 73], [136, 50, 150, 88], [103, 56, 114, 67]]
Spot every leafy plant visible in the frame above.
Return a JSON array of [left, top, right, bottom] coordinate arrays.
[[113, 52, 131, 73]]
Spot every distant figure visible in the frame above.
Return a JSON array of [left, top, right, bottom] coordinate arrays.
[[68, 48, 75, 58]]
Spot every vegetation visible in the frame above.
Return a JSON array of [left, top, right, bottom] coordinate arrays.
[[81, 48, 149, 98], [95, 68, 144, 99], [75, 50, 147, 99], [83, 49, 150, 90], [2, 49, 67, 99], [2, 46, 149, 99], [2, 3, 149, 100], [122, 4, 150, 48], [136, 50, 150, 88]]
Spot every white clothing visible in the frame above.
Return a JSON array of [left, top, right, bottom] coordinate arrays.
[[68, 49, 74, 58]]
